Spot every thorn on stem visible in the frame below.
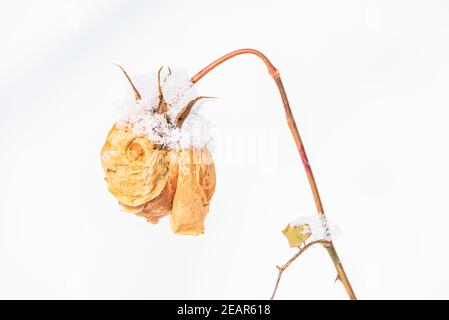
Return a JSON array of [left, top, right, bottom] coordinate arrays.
[[334, 274, 340, 284]]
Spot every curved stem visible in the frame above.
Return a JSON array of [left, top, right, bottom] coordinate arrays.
[[191, 48, 278, 82], [192, 49, 356, 300]]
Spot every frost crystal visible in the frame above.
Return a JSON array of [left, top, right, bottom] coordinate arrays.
[[116, 68, 213, 149], [290, 215, 340, 241]]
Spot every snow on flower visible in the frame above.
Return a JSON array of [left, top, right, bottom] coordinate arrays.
[[116, 68, 213, 149]]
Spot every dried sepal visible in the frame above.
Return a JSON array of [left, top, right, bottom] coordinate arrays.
[[114, 64, 141, 101], [175, 96, 213, 128], [156, 66, 170, 115]]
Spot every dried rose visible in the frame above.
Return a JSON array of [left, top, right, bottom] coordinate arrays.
[[101, 66, 215, 234]]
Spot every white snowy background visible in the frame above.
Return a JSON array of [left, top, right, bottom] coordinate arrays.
[[1, 0, 448, 299]]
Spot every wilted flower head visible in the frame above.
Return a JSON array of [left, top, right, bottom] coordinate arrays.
[[101, 66, 215, 235]]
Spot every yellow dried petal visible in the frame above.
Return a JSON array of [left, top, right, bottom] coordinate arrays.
[[138, 150, 178, 224], [170, 148, 216, 235], [119, 202, 145, 214], [101, 124, 170, 207]]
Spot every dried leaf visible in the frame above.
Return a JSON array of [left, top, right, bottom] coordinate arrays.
[[282, 224, 311, 248]]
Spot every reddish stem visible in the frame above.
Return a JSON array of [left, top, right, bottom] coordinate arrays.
[[192, 48, 356, 300]]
